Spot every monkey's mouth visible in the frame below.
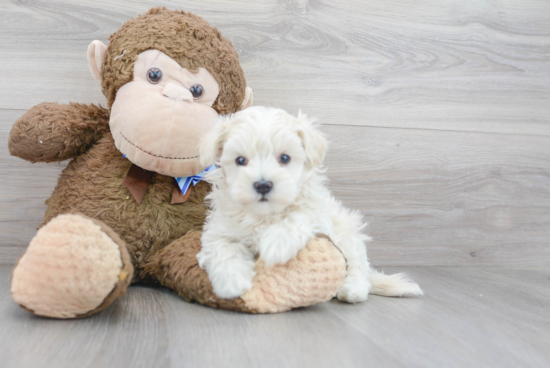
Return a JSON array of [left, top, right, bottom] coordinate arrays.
[[120, 132, 200, 160]]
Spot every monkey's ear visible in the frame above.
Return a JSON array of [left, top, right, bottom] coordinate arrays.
[[199, 117, 231, 167], [87, 40, 108, 83], [241, 87, 253, 110], [296, 111, 327, 169]]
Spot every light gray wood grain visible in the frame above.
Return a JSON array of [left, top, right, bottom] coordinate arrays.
[[2, 108, 549, 266], [0, 0, 549, 135], [322, 266, 550, 368], [1, 0, 548, 266], [1, 265, 549, 368], [323, 124, 550, 267]]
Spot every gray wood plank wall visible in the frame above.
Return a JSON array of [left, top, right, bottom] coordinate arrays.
[[1, 0, 549, 267]]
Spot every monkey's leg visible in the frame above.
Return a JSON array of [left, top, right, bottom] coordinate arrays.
[[145, 231, 346, 313], [10, 213, 133, 318]]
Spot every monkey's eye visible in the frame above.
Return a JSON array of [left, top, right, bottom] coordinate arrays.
[[190, 84, 203, 99], [235, 156, 248, 166], [279, 154, 291, 164], [147, 68, 162, 84]]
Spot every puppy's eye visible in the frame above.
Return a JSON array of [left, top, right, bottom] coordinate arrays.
[[279, 154, 291, 164], [147, 68, 162, 84], [190, 84, 203, 99], [236, 156, 248, 166]]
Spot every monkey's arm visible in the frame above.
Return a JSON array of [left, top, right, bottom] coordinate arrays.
[[9, 102, 110, 162]]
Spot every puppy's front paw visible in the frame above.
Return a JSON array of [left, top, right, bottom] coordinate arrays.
[[209, 258, 256, 299], [337, 278, 371, 303], [258, 229, 304, 267]]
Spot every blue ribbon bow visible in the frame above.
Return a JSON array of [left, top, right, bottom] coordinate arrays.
[[122, 154, 215, 195], [175, 165, 216, 195]]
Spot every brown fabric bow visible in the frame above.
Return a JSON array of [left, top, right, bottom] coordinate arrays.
[[123, 164, 191, 205]]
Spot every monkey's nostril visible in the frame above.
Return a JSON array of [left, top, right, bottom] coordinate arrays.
[[254, 181, 273, 195]]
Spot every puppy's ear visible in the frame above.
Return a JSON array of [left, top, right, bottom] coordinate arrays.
[[200, 116, 231, 167], [296, 111, 327, 168]]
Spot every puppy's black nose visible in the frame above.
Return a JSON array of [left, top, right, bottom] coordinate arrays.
[[254, 181, 273, 195]]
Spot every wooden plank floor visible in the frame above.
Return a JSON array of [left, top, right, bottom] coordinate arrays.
[[1, 0, 549, 266], [1, 1, 549, 367], [1, 265, 549, 368], [2, 108, 549, 266]]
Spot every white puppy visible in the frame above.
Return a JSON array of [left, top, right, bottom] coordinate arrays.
[[197, 106, 423, 301]]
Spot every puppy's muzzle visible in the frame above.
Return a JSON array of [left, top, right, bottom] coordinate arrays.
[[254, 180, 273, 195]]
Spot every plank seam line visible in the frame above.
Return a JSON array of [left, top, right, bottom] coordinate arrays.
[[2, 109, 548, 138], [320, 123, 550, 138]]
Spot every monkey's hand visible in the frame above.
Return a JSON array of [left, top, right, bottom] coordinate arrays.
[[9, 102, 110, 163]]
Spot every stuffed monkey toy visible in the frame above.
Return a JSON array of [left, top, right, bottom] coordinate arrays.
[[8, 7, 346, 318]]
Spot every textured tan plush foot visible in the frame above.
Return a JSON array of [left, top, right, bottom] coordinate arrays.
[[10, 213, 133, 318], [241, 236, 347, 313]]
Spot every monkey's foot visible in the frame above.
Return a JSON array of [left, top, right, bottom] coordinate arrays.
[[241, 236, 347, 313], [11, 213, 133, 318]]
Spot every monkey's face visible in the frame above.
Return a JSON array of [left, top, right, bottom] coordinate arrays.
[[109, 50, 220, 177]]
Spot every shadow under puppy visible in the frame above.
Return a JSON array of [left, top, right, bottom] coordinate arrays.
[[197, 106, 423, 302]]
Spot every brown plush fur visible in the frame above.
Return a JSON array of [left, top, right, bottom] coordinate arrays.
[[102, 7, 246, 114], [145, 231, 257, 313], [40, 128, 212, 281], [145, 232, 348, 314], [8, 8, 243, 283], [9, 8, 345, 316], [9, 8, 245, 281], [8, 103, 110, 163], [7, 8, 255, 314]]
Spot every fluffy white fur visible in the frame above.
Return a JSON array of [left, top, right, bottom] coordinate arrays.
[[197, 106, 423, 301]]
